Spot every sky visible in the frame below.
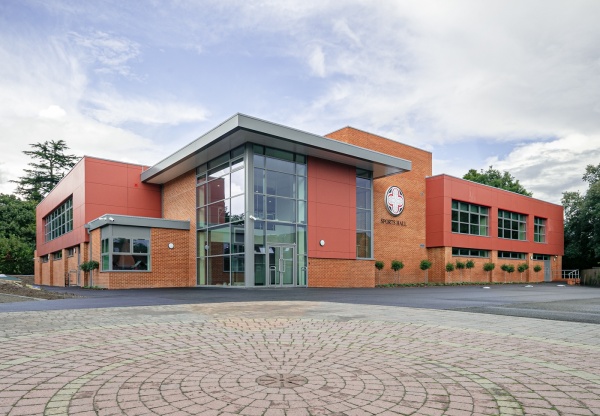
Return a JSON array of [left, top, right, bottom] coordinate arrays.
[[1, 0, 599, 204]]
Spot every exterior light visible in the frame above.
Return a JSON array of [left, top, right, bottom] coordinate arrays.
[[319, 240, 325, 247]]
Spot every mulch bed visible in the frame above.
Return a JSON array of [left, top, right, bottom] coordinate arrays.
[[0, 277, 81, 300]]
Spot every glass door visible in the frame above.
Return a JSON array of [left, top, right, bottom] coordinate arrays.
[[268, 244, 295, 287]]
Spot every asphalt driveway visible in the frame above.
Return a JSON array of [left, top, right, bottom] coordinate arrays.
[[1, 283, 599, 324]]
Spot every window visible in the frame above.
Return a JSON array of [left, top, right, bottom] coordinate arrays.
[[41, 255, 49, 263], [533, 254, 549, 261], [498, 210, 527, 240], [452, 248, 489, 258], [498, 251, 526, 260], [53, 251, 62, 260], [101, 235, 150, 271], [534, 217, 546, 243], [44, 197, 73, 242], [356, 169, 372, 258], [451, 200, 489, 236], [67, 247, 76, 257]]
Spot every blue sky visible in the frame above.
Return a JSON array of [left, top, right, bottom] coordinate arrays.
[[1, 0, 599, 204]]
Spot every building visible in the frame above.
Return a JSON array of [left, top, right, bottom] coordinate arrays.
[[35, 114, 564, 288]]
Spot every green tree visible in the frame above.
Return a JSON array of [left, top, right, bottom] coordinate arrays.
[[12, 140, 79, 202], [562, 163, 600, 269], [420, 259, 432, 284], [391, 260, 404, 283], [463, 166, 532, 196], [0, 236, 34, 274], [0, 194, 36, 274]]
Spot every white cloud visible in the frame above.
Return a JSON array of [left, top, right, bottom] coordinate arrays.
[[70, 30, 140, 77], [308, 45, 326, 77], [39, 105, 66, 119]]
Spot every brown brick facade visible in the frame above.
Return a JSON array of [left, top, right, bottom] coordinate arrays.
[[162, 169, 197, 286], [90, 228, 190, 289], [308, 258, 375, 288]]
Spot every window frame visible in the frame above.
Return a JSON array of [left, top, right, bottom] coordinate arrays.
[[498, 251, 526, 260], [451, 200, 489, 236], [101, 235, 151, 272], [43, 197, 73, 242], [356, 169, 373, 259], [451, 248, 489, 258], [498, 209, 527, 240], [534, 217, 546, 243]]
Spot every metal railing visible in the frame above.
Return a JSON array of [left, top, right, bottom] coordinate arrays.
[[562, 269, 580, 284]]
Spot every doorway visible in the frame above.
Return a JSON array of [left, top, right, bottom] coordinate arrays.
[[268, 244, 296, 287], [544, 260, 551, 282]]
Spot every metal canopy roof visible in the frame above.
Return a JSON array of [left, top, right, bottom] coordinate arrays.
[[141, 114, 412, 184]]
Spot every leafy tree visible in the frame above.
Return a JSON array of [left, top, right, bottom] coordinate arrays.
[[12, 140, 79, 202], [420, 259, 432, 283], [391, 260, 404, 283], [0, 236, 34, 274], [465, 259, 475, 281], [483, 262, 495, 282], [463, 166, 532, 196], [0, 194, 36, 245], [562, 163, 600, 269], [517, 263, 529, 281], [455, 260, 465, 281], [0, 194, 36, 274]]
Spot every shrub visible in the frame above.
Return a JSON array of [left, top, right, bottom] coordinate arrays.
[[391, 260, 404, 272], [517, 263, 529, 273], [533, 264, 542, 273], [465, 260, 475, 269], [79, 260, 99, 272], [446, 262, 455, 272], [375, 261, 384, 271], [419, 260, 432, 270], [483, 262, 495, 272], [455, 261, 466, 270]]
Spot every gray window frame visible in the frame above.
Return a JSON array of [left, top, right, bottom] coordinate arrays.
[[534, 217, 546, 243], [498, 209, 527, 240], [44, 197, 73, 242], [451, 248, 489, 258], [451, 200, 489, 236]]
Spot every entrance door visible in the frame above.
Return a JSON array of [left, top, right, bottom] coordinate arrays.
[[544, 260, 551, 282], [268, 244, 295, 287]]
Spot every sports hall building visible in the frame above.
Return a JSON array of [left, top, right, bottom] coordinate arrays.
[[34, 114, 564, 288]]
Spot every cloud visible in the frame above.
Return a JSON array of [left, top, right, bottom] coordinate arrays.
[[308, 45, 326, 77], [39, 105, 67, 119]]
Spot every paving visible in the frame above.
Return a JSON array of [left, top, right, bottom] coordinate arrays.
[[2, 298, 600, 415]]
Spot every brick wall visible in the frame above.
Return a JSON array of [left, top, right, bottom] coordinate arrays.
[[325, 127, 432, 286], [309, 258, 375, 287], [163, 169, 197, 286], [91, 228, 190, 289]]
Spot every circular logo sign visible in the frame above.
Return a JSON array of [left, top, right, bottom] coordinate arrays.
[[385, 186, 405, 216]]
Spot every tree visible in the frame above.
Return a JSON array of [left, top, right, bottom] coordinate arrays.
[[562, 163, 600, 269], [375, 261, 384, 285], [483, 262, 495, 282], [455, 260, 465, 282], [0, 194, 36, 275], [420, 259, 432, 284], [12, 140, 79, 202], [517, 263, 529, 282], [445, 262, 455, 282], [463, 166, 532, 196], [0, 236, 34, 274], [465, 260, 475, 282], [391, 260, 404, 284]]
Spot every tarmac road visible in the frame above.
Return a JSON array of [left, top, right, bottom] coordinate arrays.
[[1, 283, 599, 324]]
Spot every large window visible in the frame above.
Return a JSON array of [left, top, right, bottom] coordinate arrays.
[[451, 200, 489, 236], [452, 248, 489, 258], [100, 228, 150, 271], [356, 169, 372, 258], [534, 217, 546, 243], [498, 210, 527, 240], [533, 254, 549, 261], [498, 251, 526, 260], [44, 197, 73, 242]]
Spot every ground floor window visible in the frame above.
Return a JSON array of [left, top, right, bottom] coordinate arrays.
[[100, 226, 150, 271], [452, 248, 489, 257], [53, 251, 62, 260], [498, 251, 526, 259], [532, 254, 550, 261], [40, 255, 49, 263]]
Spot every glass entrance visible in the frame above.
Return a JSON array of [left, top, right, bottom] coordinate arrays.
[[268, 244, 295, 286]]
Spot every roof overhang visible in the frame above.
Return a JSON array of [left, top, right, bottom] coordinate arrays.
[[141, 113, 411, 184], [85, 214, 190, 232]]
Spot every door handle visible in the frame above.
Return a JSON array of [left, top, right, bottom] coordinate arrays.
[[279, 258, 284, 273]]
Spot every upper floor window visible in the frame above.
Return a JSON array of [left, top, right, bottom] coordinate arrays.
[[451, 200, 489, 236], [498, 210, 526, 240], [44, 197, 73, 242], [534, 217, 546, 243]]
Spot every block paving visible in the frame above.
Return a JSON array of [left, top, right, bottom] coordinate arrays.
[[1, 301, 599, 415]]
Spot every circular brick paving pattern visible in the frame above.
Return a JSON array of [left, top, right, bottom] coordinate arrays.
[[1, 302, 600, 415]]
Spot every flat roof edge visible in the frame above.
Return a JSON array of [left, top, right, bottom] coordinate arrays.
[[86, 215, 190, 231]]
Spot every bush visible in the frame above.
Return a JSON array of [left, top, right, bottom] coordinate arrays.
[[446, 262, 455, 272], [79, 260, 99, 272], [420, 260, 432, 270], [455, 261, 465, 270], [517, 263, 529, 273], [375, 261, 384, 271], [533, 264, 542, 273], [483, 262, 495, 272], [391, 260, 404, 272], [0, 236, 34, 275], [465, 260, 475, 269]]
